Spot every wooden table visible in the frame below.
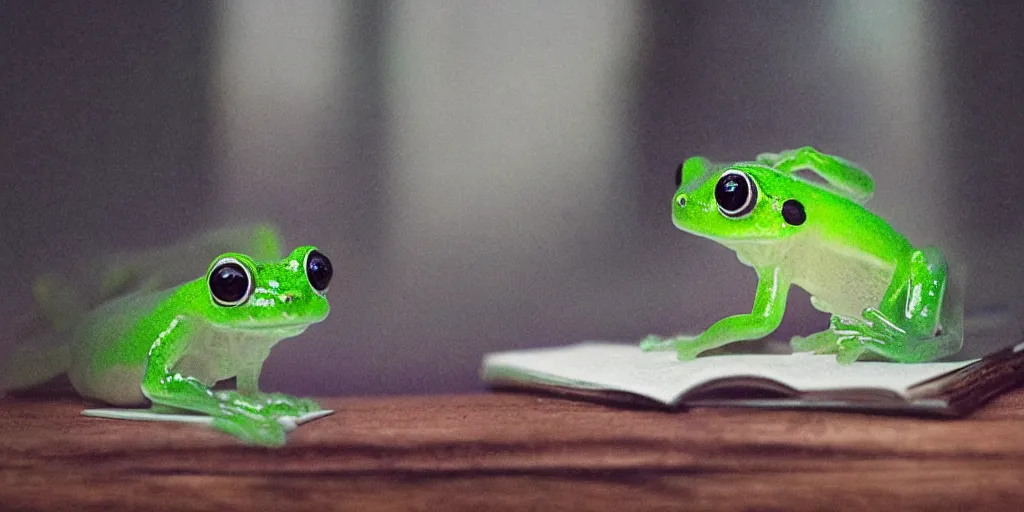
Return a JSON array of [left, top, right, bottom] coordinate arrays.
[[3, 387, 1024, 511]]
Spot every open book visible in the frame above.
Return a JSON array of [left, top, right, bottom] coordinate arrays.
[[482, 338, 1024, 416]]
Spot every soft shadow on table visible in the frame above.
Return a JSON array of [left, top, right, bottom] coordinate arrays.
[[4, 374, 81, 401]]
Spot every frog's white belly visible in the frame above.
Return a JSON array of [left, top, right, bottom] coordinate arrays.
[[172, 323, 303, 387], [729, 237, 895, 320], [70, 321, 305, 406], [787, 244, 894, 319]]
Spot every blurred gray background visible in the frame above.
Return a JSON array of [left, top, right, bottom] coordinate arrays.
[[1, 1, 1022, 395]]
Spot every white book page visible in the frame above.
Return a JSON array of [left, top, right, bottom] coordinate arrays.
[[81, 408, 334, 431], [482, 342, 977, 405]]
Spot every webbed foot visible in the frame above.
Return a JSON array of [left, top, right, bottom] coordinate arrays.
[[216, 390, 321, 418], [809, 309, 945, 364], [829, 310, 903, 364], [790, 315, 893, 364]]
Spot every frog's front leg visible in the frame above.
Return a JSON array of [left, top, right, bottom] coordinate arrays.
[[235, 365, 321, 418], [642, 266, 791, 360], [141, 319, 289, 446]]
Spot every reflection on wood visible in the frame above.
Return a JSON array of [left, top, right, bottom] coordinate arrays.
[[3, 390, 1024, 510]]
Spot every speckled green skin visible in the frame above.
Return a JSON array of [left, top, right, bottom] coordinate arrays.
[[1, 229, 330, 447], [74, 246, 329, 446], [641, 147, 962, 364]]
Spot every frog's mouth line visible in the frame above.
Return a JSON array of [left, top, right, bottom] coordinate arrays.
[[240, 323, 310, 330], [213, 321, 315, 333]]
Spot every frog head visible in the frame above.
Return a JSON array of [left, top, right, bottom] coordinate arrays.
[[671, 157, 809, 242], [201, 245, 332, 332]]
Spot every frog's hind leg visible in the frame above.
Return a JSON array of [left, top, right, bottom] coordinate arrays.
[[882, 247, 948, 337], [755, 147, 874, 203], [836, 247, 964, 363], [870, 247, 963, 362], [857, 302, 964, 363]]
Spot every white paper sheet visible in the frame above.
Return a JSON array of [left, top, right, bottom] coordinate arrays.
[[82, 408, 334, 431], [482, 342, 977, 405]]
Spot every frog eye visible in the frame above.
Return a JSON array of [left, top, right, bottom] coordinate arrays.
[[715, 170, 758, 218], [305, 249, 333, 294], [209, 258, 252, 307]]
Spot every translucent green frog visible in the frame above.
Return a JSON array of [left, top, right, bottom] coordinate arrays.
[[1, 226, 333, 446], [641, 147, 963, 364]]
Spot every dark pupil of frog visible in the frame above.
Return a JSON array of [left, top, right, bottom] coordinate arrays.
[[210, 263, 249, 304], [306, 250, 333, 292], [782, 199, 806, 226], [715, 173, 750, 213]]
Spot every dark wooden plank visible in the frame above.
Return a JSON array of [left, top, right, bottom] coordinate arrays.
[[2, 389, 1024, 511]]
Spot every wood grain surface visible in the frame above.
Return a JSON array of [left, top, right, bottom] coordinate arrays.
[[3, 386, 1024, 511]]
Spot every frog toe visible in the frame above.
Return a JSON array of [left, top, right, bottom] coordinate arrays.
[[790, 331, 838, 354], [640, 335, 677, 352], [255, 393, 322, 418], [283, 397, 322, 417], [861, 308, 907, 337], [835, 337, 868, 365], [675, 343, 705, 361]]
